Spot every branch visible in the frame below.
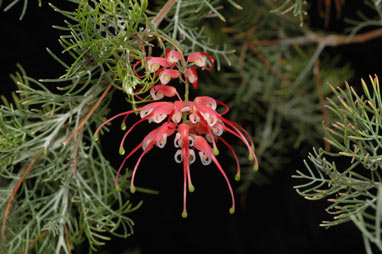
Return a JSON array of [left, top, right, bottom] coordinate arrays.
[[254, 28, 382, 47], [2, 152, 41, 254], [63, 84, 112, 146], [313, 58, 330, 151], [151, 0, 177, 28], [20, 231, 49, 254]]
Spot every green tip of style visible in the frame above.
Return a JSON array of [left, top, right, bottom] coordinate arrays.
[[119, 147, 125, 155], [235, 173, 240, 181], [182, 211, 188, 218], [229, 207, 235, 214], [115, 185, 121, 192], [248, 153, 254, 161], [93, 135, 99, 142], [130, 186, 136, 193], [121, 122, 126, 131], [213, 147, 219, 156], [188, 184, 195, 193], [253, 163, 259, 171], [236, 4, 243, 10]]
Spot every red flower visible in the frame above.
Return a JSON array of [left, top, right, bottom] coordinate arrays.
[[114, 122, 177, 193], [147, 57, 172, 72], [165, 48, 183, 65], [133, 57, 172, 78], [150, 85, 181, 101], [185, 67, 198, 89], [187, 52, 214, 71], [189, 96, 258, 170], [157, 68, 179, 84], [174, 123, 195, 218], [96, 49, 258, 218]]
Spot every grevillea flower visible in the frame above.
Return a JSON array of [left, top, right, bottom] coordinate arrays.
[[114, 122, 177, 193], [185, 67, 198, 89], [150, 85, 181, 101], [166, 48, 182, 65], [139, 101, 174, 124], [147, 57, 172, 72], [157, 69, 179, 84], [133, 57, 172, 78], [129, 122, 176, 193], [93, 101, 174, 150], [95, 96, 257, 217], [97, 49, 258, 218], [187, 52, 214, 71], [174, 123, 195, 218], [189, 96, 258, 170]]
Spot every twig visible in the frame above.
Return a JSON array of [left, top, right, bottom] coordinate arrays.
[[239, 18, 287, 81], [64, 226, 72, 254], [313, 58, 330, 151], [151, 0, 178, 28], [20, 231, 49, 254], [73, 127, 83, 177], [239, 18, 259, 71], [254, 28, 382, 47], [248, 43, 288, 83], [135, 31, 185, 65], [239, 19, 310, 97], [64, 84, 112, 146], [2, 153, 41, 254]]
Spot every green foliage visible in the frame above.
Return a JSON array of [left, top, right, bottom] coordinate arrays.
[[0, 1, 151, 252], [0, 65, 140, 253], [271, 0, 307, 26], [345, 0, 382, 38], [158, 0, 236, 70], [1, 0, 382, 253], [294, 76, 382, 253], [0, 0, 41, 20], [47, 0, 149, 101], [197, 0, 353, 187]]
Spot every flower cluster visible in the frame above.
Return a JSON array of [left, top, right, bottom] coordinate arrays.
[[95, 48, 258, 218]]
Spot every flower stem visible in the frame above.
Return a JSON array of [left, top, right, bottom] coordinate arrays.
[[182, 80, 190, 123]]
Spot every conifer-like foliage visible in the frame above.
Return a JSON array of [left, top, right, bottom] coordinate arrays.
[[294, 76, 382, 253], [1, 0, 382, 253]]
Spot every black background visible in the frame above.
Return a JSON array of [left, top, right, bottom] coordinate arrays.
[[1, 1, 382, 254]]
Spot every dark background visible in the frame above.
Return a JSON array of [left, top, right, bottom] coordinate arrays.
[[1, 1, 382, 254]]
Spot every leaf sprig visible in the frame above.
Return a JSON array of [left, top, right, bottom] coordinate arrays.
[[294, 75, 382, 253]]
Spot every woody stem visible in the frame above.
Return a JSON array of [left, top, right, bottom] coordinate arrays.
[[2, 152, 41, 254], [64, 84, 112, 145], [151, 0, 177, 28]]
